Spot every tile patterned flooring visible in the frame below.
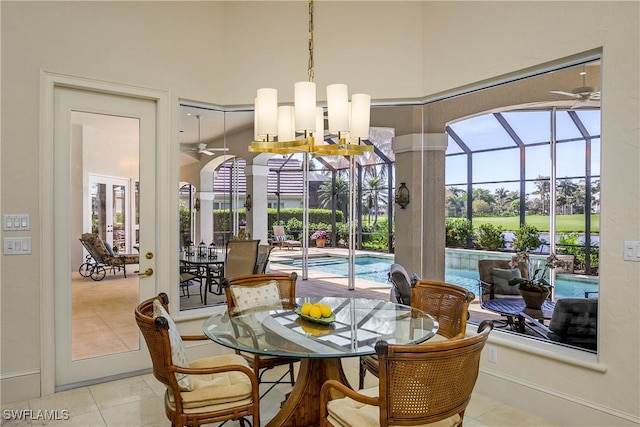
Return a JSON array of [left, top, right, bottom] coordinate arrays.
[[29, 248, 560, 426], [2, 358, 559, 426]]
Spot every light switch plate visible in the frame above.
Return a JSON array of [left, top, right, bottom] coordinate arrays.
[[3, 214, 30, 231], [623, 241, 640, 261], [3, 237, 32, 255]]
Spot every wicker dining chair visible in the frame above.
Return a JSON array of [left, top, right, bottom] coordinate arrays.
[[135, 293, 260, 427], [222, 273, 300, 397], [359, 279, 475, 389], [322, 321, 494, 427]]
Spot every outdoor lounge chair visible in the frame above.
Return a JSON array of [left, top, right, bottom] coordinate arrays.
[[272, 225, 302, 250], [520, 297, 598, 351], [78, 233, 139, 281]]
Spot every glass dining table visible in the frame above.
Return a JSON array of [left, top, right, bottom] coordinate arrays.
[[202, 296, 439, 427]]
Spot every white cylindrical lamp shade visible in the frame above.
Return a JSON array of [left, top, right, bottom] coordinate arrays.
[[350, 94, 371, 139], [327, 84, 350, 134], [256, 88, 278, 138], [277, 106, 296, 142], [295, 81, 316, 132], [254, 97, 263, 141]]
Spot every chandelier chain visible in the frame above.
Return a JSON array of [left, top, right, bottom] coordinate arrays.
[[307, 0, 314, 83]]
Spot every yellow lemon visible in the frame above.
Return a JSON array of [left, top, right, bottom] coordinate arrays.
[[300, 302, 313, 316], [309, 306, 322, 319], [319, 304, 333, 318]]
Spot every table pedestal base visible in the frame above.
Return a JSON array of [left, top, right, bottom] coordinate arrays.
[[266, 358, 350, 427]]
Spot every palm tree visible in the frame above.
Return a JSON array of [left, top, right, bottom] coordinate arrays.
[[532, 176, 551, 215], [363, 175, 387, 225], [317, 176, 349, 222]]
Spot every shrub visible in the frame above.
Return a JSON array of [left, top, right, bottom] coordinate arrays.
[[476, 223, 505, 250], [445, 218, 474, 248], [511, 224, 544, 252]]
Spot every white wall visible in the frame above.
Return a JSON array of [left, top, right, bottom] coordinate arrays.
[[1, 1, 638, 425]]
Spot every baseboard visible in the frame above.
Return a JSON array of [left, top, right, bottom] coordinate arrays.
[[475, 370, 640, 426], [1, 370, 41, 405]]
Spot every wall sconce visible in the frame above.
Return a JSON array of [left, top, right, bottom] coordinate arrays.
[[245, 194, 252, 211], [194, 198, 200, 212], [395, 182, 410, 209]]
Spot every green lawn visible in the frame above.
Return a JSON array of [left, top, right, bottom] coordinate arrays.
[[470, 214, 599, 233]]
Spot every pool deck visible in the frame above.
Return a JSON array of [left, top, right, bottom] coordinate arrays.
[[267, 246, 498, 325]]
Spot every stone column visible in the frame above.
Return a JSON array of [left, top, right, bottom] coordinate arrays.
[[197, 190, 215, 245], [245, 164, 270, 244], [392, 133, 448, 280]]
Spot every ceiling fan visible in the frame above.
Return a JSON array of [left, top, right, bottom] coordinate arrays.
[[180, 115, 228, 156], [549, 65, 601, 108]]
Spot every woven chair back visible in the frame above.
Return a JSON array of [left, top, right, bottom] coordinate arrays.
[[134, 294, 180, 394], [223, 273, 298, 312], [411, 280, 474, 339], [376, 321, 493, 426]]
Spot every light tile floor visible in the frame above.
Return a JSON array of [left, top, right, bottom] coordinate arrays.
[[2, 358, 559, 427]]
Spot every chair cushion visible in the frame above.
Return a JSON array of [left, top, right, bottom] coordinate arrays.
[[490, 268, 521, 295], [230, 280, 283, 314], [389, 264, 413, 305], [104, 242, 116, 256], [166, 354, 254, 409], [327, 386, 461, 427], [275, 235, 287, 242], [153, 300, 191, 391]]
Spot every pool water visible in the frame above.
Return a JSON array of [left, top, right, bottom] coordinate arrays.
[[277, 256, 598, 299]]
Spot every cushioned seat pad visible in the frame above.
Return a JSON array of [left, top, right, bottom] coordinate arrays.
[[167, 354, 254, 409], [327, 387, 461, 427]]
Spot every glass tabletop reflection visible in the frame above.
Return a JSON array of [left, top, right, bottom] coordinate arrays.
[[202, 297, 439, 359]]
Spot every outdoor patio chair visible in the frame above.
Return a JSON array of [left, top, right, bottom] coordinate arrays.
[[388, 263, 417, 305], [322, 321, 494, 427], [272, 225, 302, 250], [254, 244, 274, 274], [78, 233, 139, 281], [359, 279, 475, 389], [222, 273, 300, 397], [477, 258, 532, 328], [224, 239, 260, 280], [521, 297, 598, 351], [134, 293, 260, 427]]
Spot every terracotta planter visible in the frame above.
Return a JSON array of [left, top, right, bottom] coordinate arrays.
[[315, 238, 326, 248], [519, 288, 549, 309]]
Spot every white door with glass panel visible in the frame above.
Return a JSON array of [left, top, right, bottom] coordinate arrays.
[[53, 86, 157, 387]]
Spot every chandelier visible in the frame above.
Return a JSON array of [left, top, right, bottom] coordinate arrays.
[[248, 0, 373, 156]]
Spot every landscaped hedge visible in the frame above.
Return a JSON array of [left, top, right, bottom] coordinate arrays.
[[212, 208, 343, 234]]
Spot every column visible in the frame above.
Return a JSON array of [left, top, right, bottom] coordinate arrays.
[[392, 133, 448, 280], [245, 164, 270, 244]]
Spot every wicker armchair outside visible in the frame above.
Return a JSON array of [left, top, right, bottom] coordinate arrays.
[[134, 293, 260, 427], [359, 280, 475, 389], [321, 321, 494, 427]]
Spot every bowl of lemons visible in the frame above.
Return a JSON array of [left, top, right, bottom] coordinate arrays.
[[295, 302, 335, 325]]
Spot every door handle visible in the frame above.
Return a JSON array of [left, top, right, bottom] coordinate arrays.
[[136, 268, 154, 277]]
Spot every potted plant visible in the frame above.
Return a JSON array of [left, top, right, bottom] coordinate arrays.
[[310, 230, 329, 248], [508, 251, 568, 309]]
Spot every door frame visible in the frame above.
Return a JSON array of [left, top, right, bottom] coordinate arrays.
[[87, 174, 132, 253], [40, 71, 173, 395]]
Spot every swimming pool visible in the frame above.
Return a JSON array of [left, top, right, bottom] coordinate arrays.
[[276, 256, 599, 299]]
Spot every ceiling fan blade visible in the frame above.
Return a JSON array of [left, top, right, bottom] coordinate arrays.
[[550, 90, 579, 98], [572, 99, 600, 109], [590, 91, 601, 100], [200, 149, 215, 156]]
